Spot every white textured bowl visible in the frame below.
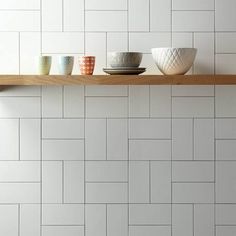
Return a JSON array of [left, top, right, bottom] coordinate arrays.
[[108, 52, 143, 68], [151, 48, 197, 75]]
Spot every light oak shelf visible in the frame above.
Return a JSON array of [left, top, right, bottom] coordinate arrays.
[[0, 75, 236, 86]]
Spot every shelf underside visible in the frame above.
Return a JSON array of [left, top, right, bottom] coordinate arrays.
[[0, 75, 235, 85]]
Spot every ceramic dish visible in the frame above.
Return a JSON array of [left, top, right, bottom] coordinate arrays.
[[103, 68, 146, 75]]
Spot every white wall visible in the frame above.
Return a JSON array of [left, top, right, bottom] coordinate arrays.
[[0, 1, 235, 236]]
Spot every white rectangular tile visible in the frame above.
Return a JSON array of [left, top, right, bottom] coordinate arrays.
[[43, 140, 84, 160], [85, 86, 128, 97], [150, 0, 171, 31], [130, 119, 171, 139], [43, 119, 84, 139], [85, 33, 106, 74], [172, 97, 214, 118], [173, 183, 214, 203], [172, 205, 193, 236], [20, 119, 40, 160], [172, 161, 214, 182], [216, 33, 236, 53], [0, 32, 18, 74], [64, 0, 84, 31], [0, 161, 40, 182], [86, 183, 127, 203], [85, 119, 106, 160], [0, 183, 40, 203], [129, 204, 171, 225], [64, 86, 84, 118], [42, 162, 62, 203], [0, 86, 40, 97], [216, 205, 236, 225], [0, 11, 39, 31], [216, 226, 236, 236], [129, 33, 171, 53], [86, 97, 128, 118], [150, 86, 171, 118], [129, 0, 149, 31], [42, 226, 84, 236], [194, 204, 214, 236], [172, 85, 214, 96], [107, 33, 128, 52], [172, 119, 193, 160], [85, 0, 127, 10], [85, 11, 127, 31], [20, 32, 41, 74], [216, 119, 236, 139], [130, 226, 171, 236], [216, 0, 236, 31], [172, 33, 193, 48], [20, 205, 40, 236], [216, 140, 236, 160], [194, 119, 214, 160], [42, 86, 63, 118], [42, 33, 84, 54], [0, 0, 40, 9], [0, 205, 18, 236], [64, 161, 84, 203], [129, 161, 149, 203], [86, 161, 127, 182], [86, 205, 106, 236], [151, 162, 171, 203], [216, 54, 236, 74], [216, 162, 236, 203], [42, 0, 62, 31], [43, 204, 84, 225], [173, 0, 214, 10], [216, 86, 236, 117], [172, 11, 214, 32], [129, 140, 171, 160], [107, 119, 128, 160], [0, 97, 40, 118], [129, 86, 149, 118], [194, 33, 215, 74], [107, 205, 128, 236], [0, 119, 19, 160]]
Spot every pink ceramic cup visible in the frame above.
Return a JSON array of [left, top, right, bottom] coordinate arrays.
[[79, 56, 95, 75]]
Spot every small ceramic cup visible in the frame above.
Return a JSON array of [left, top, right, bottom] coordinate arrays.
[[79, 56, 95, 75], [58, 56, 74, 75], [38, 56, 52, 75]]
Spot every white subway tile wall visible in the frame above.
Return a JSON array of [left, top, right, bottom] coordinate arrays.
[[0, 0, 235, 236]]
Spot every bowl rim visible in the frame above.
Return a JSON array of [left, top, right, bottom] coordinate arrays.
[[108, 51, 143, 55], [151, 47, 197, 51]]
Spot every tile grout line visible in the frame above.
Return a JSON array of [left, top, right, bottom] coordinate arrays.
[[192, 118, 195, 160], [62, 160, 64, 203], [214, 0, 216, 75], [127, 86, 130, 236], [40, 85, 43, 236], [83, 85, 86, 236], [18, 204, 20, 236], [83, 0, 86, 55], [106, 204, 108, 236], [170, 85, 173, 236], [18, 32, 21, 75], [149, 160, 151, 203], [18, 118, 20, 161], [214, 85, 216, 236], [106, 118, 108, 161], [40, 0, 42, 55], [193, 204, 195, 236]]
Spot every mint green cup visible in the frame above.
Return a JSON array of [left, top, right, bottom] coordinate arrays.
[[58, 56, 74, 75], [38, 56, 52, 75]]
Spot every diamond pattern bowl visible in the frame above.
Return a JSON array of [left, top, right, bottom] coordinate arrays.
[[151, 48, 197, 75]]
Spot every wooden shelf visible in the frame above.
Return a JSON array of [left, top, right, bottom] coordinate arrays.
[[0, 75, 236, 85]]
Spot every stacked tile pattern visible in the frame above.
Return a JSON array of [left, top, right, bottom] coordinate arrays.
[[0, 1, 236, 236]]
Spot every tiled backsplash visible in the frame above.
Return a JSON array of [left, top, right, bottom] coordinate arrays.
[[0, 1, 236, 236]]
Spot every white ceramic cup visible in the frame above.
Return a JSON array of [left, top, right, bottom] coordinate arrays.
[[58, 56, 74, 75], [37, 56, 52, 75]]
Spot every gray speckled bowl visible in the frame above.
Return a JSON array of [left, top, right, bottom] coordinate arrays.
[[108, 52, 143, 68]]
